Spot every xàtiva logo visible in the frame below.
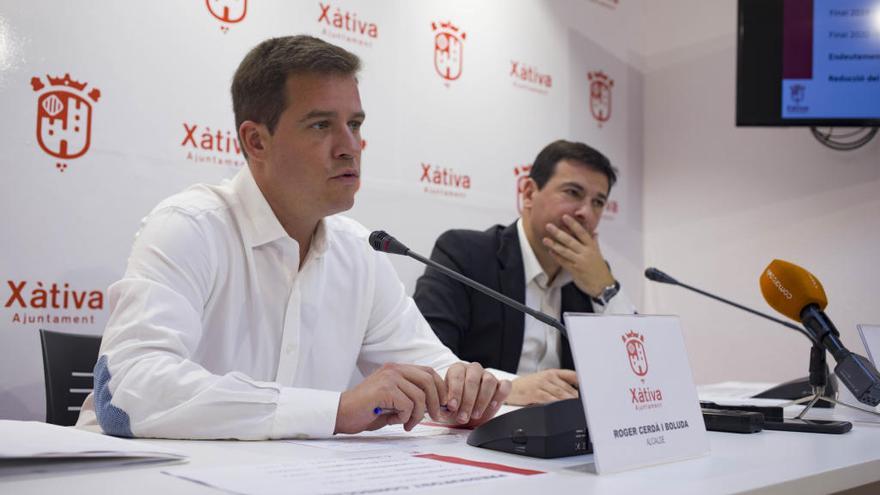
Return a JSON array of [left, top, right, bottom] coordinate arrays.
[[31, 73, 101, 173]]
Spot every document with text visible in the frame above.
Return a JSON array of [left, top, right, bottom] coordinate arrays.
[[164, 451, 544, 495]]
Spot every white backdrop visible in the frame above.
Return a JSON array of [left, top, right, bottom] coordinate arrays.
[[0, 1, 644, 421]]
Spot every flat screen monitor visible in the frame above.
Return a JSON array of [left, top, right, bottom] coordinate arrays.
[[737, 0, 880, 126]]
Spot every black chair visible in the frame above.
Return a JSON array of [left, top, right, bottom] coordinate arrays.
[[39, 329, 102, 426]]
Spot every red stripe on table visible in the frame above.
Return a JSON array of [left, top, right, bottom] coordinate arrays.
[[414, 453, 545, 475]]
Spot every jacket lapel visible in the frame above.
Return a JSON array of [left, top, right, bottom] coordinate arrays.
[[497, 222, 526, 373]]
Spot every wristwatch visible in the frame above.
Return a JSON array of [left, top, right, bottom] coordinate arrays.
[[592, 280, 620, 306]]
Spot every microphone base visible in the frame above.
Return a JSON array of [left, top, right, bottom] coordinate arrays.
[[753, 375, 838, 408], [466, 399, 591, 458], [467, 397, 783, 458]]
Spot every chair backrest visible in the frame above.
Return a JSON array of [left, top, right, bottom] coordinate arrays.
[[39, 329, 102, 426]]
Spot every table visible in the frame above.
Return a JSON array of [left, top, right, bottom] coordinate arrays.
[[3, 404, 879, 495]]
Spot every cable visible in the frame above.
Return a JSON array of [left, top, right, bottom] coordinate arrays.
[[810, 127, 878, 151]]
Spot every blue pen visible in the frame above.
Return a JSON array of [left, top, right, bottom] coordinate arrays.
[[373, 405, 450, 415]]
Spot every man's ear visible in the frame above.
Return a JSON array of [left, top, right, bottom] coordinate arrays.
[[239, 121, 269, 160], [521, 178, 538, 211]]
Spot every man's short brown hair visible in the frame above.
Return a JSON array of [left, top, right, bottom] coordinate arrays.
[[529, 140, 617, 192], [231, 35, 361, 137]]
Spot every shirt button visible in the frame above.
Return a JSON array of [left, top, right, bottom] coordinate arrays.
[[285, 344, 295, 354]]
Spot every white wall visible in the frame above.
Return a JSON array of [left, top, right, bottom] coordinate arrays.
[[640, 0, 880, 384], [0, 0, 644, 421], [16, 0, 871, 418], [6, 0, 874, 421]]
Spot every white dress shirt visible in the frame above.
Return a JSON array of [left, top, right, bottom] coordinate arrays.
[[515, 219, 636, 374], [76, 167, 489, 440]]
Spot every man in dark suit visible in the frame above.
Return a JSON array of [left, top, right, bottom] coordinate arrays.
[[414, 140, 636, 405]]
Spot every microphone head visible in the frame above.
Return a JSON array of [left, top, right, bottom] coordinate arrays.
[[760, 259, 827, 322], [644, 267, 678, 285], [368, 231, 410, 256]]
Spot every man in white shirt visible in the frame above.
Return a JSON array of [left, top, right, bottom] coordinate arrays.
[[413, 140, 636, 406], [77, 35, 511, 439]]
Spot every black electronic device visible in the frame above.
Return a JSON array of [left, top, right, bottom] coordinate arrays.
[[465, 398, 590, 458], [700, 401, 783, 421], [701, 408, 764, 434], [737, 0, 880, 127], [800, 306, 880, 407], [762, 418, 853, 434], [699, 401, 852, 434]]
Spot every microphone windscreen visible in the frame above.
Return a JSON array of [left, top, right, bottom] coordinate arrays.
[[760, 259, 827, 322]]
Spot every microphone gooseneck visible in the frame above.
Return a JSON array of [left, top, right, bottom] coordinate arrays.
[[644, 266, 814, 342], [369, 230, 567, 335], [370, 233, 592, 459]]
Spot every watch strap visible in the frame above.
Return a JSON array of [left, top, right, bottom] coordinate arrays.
[[592, 280, 620, 306]]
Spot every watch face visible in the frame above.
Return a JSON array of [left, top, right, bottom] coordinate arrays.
[[592, 281, 619, 305], [601, 281, 620, 302]]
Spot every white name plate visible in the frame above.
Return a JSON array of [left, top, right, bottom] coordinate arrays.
[[564, 314, 709, 474]]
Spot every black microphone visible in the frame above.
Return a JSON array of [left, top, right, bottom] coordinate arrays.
[[369, 230, 592, 459], [644, 267, 817, 343], [645, 267, 678, 285], [800, 304, 880, 406], [646, 266, 841, 407], [369, 230, 567, 335], [369, 230, 410, 256], [760, 260, 880, 407]]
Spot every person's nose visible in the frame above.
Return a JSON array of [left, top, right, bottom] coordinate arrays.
[[573, 201, 597, 231], [333, 126, 361, 161]]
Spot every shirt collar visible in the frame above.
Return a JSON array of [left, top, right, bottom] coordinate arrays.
[[309, 218, 330, 259], [516, 218, 571, 290], [230, 166, 330, 258], [230, 166, 289, 248]]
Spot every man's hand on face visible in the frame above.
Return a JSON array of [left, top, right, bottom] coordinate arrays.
[[506, 369, 579, 406], [335, 363, 448, 434], [542, 214, 614, 298], [444, 362, 512, 427]]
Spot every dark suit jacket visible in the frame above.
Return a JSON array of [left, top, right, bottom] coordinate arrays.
[[413, 222, 596, 374]]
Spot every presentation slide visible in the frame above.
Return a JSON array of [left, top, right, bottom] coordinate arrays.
[[781, 0, 880, 119]]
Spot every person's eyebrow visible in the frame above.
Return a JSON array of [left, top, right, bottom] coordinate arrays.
[[559, 182, 585, 193], [298, 110, 337, 123], [560, 181, 608, 200], [298, 110, 366, 122]]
